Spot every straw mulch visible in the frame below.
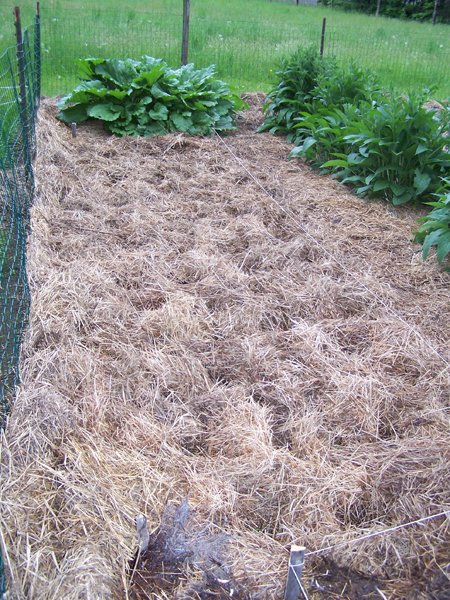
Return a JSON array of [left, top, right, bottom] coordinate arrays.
[[1, 96, 449, 599]]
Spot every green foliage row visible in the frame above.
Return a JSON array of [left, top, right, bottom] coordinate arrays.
[[57, 57, 246, 137], [260, 47, 450, 265]]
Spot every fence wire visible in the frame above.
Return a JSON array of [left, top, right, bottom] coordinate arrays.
[[0, 9, 40, 596], [37, 6, 450, 97]]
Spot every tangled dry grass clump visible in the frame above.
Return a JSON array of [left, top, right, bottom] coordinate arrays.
[[0, 96, 449, 599]]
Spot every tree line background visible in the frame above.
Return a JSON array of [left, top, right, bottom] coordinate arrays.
[[318, 0, 450, 23]]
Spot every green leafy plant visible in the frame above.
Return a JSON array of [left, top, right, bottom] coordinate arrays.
[[262, 48, 449, 207], [57, 56, 246, 137], [289, 103, 363, 167], [259, 48, 378, 142], [415, 179, 450, 265], [312, 62, 380, 109], [319, 94, 450, 205], [258, 47, 335, 141]]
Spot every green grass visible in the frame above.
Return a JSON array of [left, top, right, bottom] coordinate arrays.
[[0, 0, 449, 98]]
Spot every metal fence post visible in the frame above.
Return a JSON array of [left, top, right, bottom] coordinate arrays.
[[14, 6, 32, 185], [320, 17, 326, 57], [284, 545, 307, 600], [14, 8, 28, 130]]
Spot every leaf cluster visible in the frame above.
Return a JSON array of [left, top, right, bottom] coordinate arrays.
[[258, 47, 378, 142], [57, 57, 246, 137], [415, 178, 450, 266], [258, 47, 333, 141], [295, 94, 450, 206]]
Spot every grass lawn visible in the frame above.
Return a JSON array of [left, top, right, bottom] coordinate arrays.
[[0, 1, 449, 98]]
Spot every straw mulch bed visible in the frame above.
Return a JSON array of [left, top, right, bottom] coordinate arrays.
[[1, 97, 449, 599]]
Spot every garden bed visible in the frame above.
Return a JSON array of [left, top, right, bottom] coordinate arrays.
[[1, 96, 449, 599]]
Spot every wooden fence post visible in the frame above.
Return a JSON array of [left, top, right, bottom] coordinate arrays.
[[181, 0, 190, 65]]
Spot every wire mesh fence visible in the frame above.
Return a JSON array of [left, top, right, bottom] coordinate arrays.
[[36, 5, 450, 97], [0, 7, 40, 593], [325, 24, 450, 96]]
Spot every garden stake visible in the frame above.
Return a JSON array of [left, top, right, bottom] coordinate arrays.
[[284, 545, 308, 600]]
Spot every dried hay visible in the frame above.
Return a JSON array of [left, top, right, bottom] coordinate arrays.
[[0, 96, 449, 599]]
